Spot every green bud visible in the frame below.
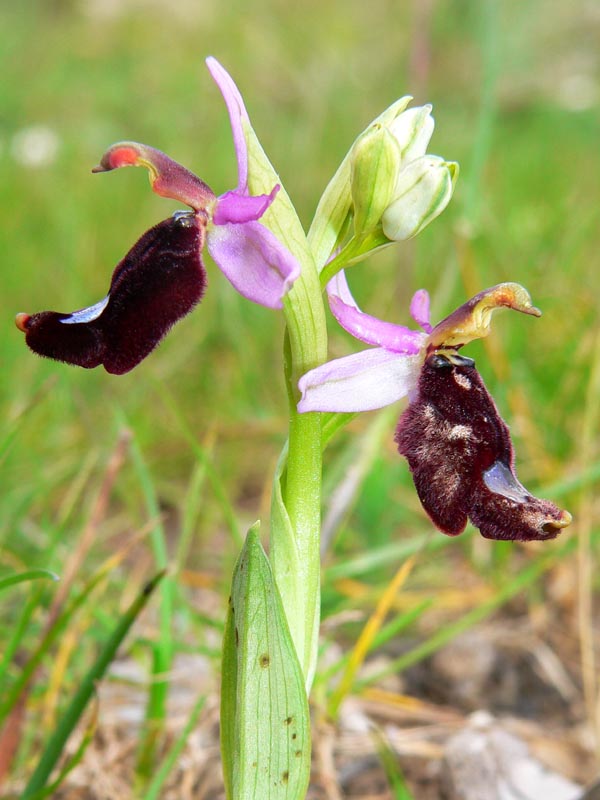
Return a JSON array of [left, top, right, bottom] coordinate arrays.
[[389, 105, 434, 162], [308, 96, 412, 268], [351, 124, 402, 237], [382, 157, 459, 241]]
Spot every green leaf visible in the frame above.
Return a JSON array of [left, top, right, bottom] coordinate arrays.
[[241, 116, 328, 379], [221, 524, 311, 800], [0, 569, 59, 593], [321, 412, 358, 449], [242, 118, 315, 276], [307, 153, 352, 271], [269, 447, 305, 672]]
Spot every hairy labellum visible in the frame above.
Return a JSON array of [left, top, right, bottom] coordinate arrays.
[[395, 352, 571, 541], [17, 213, 206, 375]]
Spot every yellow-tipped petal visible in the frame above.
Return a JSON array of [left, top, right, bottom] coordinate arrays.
[[428, 282, 541, 350]]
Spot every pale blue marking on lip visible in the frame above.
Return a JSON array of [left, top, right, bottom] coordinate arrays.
[[483, 460, 530, 504], [60, 295, 109, 325]]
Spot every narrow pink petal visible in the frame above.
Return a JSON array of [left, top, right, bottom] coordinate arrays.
[[213, 186, 279, 225], [409, 289, 432, 332], [328, 270, 360, 310], [326, 272, 425, 353], [297, 348, 422, 413], [206, 220, 300, 309], [206, 57, 249, 192]]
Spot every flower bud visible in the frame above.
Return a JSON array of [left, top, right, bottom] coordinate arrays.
[[308, 97, 412, 265], [381, 156, 458, 241], [351, 124, 401, 236], [389, 104, 434, 163]]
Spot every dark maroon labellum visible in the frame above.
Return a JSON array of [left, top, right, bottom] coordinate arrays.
[[395, 352, 571, 541], [19, 213, 206, 375]]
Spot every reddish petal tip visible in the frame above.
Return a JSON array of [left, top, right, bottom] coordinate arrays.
[[92, 144, 144, 174], [92, 141, 215, 210], [15, 313, 30, 332]]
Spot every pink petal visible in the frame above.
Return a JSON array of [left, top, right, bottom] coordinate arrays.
[[409, 289, 432, 332], [206, 57, 249, 192], [297, 348, 422, 413], [328, 270, 360, 309], [327, 271, 426, 354], [206, 220, 300, 309], [213, 187, 279, 225]]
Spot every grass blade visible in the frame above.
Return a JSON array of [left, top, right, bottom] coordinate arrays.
[[21, 571, 165, 799], [117, 416, 175, 777], [355, 538, 575, 691], [328, 555, 418, 718], [27, 697, 99, 800], [372, 728, 414, 800], [143, 693, 206, 800], [0, 559, 118, 728], [0, 570, 59, 593]]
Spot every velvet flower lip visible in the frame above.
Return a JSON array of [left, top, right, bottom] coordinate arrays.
[[298, 273, 572, 541], [16, 58, 301, 375]]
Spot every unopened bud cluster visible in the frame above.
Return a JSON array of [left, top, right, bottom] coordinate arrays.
[[350, 99, 458, 241]]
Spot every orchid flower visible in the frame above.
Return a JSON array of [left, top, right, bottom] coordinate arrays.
[[298, 273, 572, 541], [16, 58, 300, 374]]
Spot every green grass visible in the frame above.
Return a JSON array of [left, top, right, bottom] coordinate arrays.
[[1, 0, 598, 794]]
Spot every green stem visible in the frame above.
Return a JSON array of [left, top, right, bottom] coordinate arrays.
[[271, 248, 328, 688], [272, 217, 389, 688], [319, 230, 390, 287]]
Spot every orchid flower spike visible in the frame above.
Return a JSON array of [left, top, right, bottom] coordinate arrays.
[[298, 274, 571, 542], [16, 59, 300, 374]]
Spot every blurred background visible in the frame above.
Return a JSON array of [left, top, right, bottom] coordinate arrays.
[[1, 0, 599, 796]]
